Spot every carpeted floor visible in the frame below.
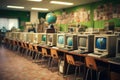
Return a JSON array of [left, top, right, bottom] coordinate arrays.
[[0, 46, 67, 80]]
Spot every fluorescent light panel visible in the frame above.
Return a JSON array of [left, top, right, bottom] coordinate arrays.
[[31, 7, 49, 11], [50, 1, 73, 5], [7, 5, 24, 9], [27, 0, 42, 2]]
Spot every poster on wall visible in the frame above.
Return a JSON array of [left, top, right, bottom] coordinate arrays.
[[94, 3, 120, 21], [56, 8, 90, 25]]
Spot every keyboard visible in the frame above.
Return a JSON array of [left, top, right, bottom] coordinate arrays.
[[88, 53, 107, 58], [52, 47, 59, 49], [88, 53, 102, 58], [109, 57, 120, 63]]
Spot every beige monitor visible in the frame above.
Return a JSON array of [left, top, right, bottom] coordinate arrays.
[[47, 33, 57, 46], [94, 35, 117, 57]]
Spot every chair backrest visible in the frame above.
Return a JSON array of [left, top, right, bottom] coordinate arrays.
[[34, 45, 38, 52], [85, 56, 98, 71], [20, 42, 24, 48], [50, 49, 58, 59], [28, 44, 33, 50], [66, 54, 75, 65], [41, 48, 48, 56]]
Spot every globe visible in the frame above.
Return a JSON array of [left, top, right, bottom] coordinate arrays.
[[46, 13, 57, 24], [96, 38, 106, 49]]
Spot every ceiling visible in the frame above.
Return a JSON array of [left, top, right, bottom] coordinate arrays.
[[0, 0, 100, 12]]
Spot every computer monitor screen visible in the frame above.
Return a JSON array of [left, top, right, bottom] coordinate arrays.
[[57, 34, 66, 48], [79, 37, 87, 47], [41, 33, 47, 45], [42, 34, 46, 42], [66, 37, 73, 46], [47, 33, 57, 46], [48, 35, 52, 42], [58, 35, 64, 44], [95, 37, 106, 50]]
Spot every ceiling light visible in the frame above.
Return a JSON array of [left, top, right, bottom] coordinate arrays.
[[50, 1, 73, 5], [7, 5, 24, 9], [31, 7, 49, 11], [27, 0, 42, 2]]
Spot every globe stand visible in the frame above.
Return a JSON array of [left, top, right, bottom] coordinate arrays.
[[45, 24, 55, 33]]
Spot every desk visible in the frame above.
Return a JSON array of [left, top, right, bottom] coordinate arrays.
[[6, 40, 119, 80]]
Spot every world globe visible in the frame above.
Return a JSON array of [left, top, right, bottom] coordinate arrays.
[[46, 12, 57, 24], [96, 38, 106, 49]]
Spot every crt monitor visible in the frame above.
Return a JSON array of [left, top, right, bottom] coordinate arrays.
[[57, 33, 66, 48], [94, 35, 116, 57], [33, 33, 42, 44], [41, 33, 47, 45], [116, 38, 120, 57], [21, 32, 28, 42], [77, 34, 94, 53], [47, 33, 57, 46], [65, 33, 77, 50], [27, 32, 34, 43]]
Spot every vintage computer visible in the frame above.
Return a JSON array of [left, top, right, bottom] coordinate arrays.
[[108, 37, 120, 63], [32, 33, 42, 44], [77, 34, 94, 53], [47, 33, 57, 46], [65, 33, 77, 50], [21, 32, 28, 42], [40, 33, 47, 45], [27, 32, 34, 43], [56, 33, 66, 48], [88, 35, 117, 58]]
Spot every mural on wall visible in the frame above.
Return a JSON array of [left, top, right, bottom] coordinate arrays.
[[56, 8, 90, 24], [94, 3, 120, 21]]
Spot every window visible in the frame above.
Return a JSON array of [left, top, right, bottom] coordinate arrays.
[[0, 18, 19, 30]]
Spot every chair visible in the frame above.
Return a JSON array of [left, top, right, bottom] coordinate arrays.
[[50, 49, 62, 71], [41, 48, 51, 67], [66, 54, 84, 80], [33, 44, 41, 61], [85, 56, 108, 80]]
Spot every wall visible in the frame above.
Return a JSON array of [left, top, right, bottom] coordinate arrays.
[[53, 0, 120, 31], [0, 9, 48, 31]]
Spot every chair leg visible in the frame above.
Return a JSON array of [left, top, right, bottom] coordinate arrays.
[[90, 69, 92, 80], [48, 57, 51, 68], [85, 69, 90, 80], [66, 64, 70, 76], [97, 72, 101, 80], [74, 67, 78, 80]]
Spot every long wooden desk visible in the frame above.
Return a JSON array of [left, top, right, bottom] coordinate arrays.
[[4, 38, 120, 80], [36, 44, 120, 80]]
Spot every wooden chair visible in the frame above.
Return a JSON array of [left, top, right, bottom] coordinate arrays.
[[32, 44, 41, 61], [41, 48, 51, 67], [50, 49, 62, 71], [66, 54, 84, 80], [85, 56, 108, 80]]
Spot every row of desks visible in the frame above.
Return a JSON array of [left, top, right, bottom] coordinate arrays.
[[4, 38, 120, 80]]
